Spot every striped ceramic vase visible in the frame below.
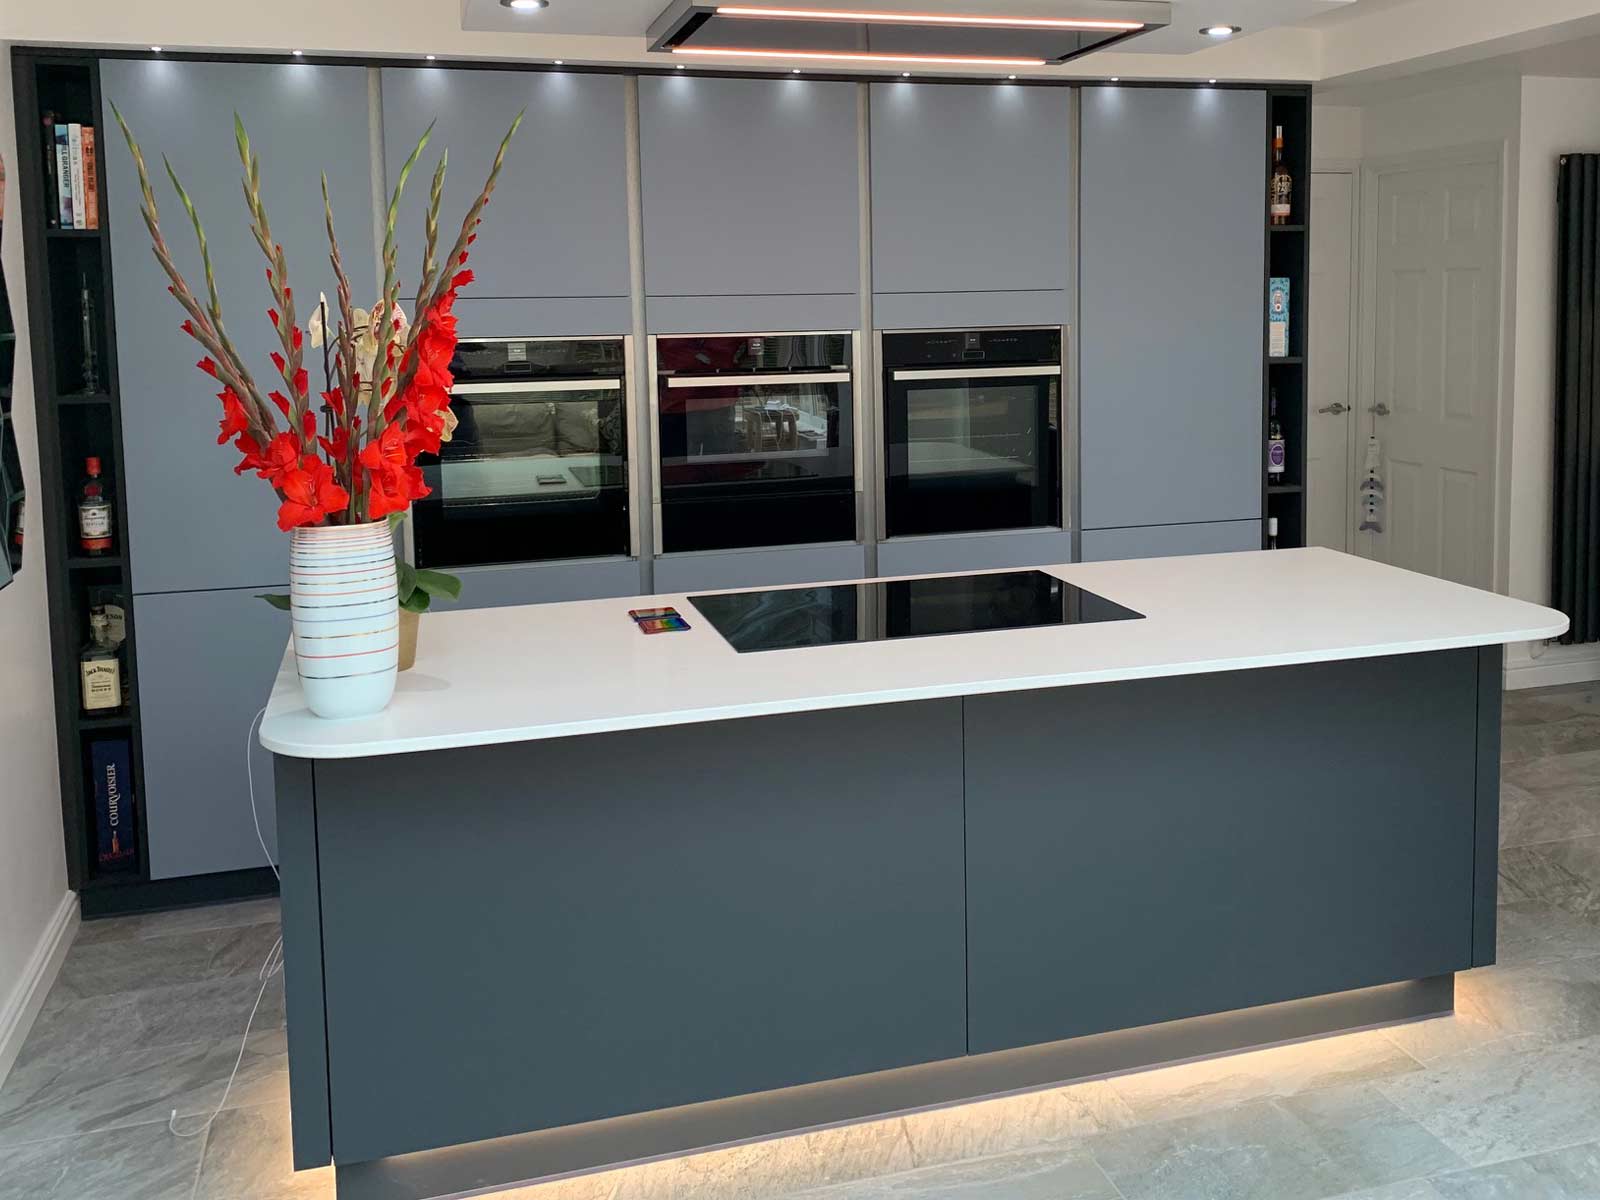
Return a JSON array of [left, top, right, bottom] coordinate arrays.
[[288, 520, 399, 720]]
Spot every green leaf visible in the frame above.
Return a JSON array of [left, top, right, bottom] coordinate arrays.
[[387, 511, 408, 533], [412, 569, 462, 601], [395, 559, 418, 604], [399, 589, 432, 614], [256, 593, 292, 611]]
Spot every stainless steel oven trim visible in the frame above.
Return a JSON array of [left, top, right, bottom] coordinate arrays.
[[850, 329, 864, 547], [451, 379, 624, 395], [623, 335, 642, 560], [872, 329, 887, 544], [646, 335, 663, 554], [455, 334, 628, 344], [663, 371, 849, 389], [890, 365, 1063, 382]]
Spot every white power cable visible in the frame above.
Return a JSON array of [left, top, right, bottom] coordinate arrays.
[[170, 705, 280, 1138]]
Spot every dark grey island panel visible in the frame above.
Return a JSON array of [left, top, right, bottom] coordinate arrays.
[[963, 648, 1485, 1056], [304, 700, 967, 1164]]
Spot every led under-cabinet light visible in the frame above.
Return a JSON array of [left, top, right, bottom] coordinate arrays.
[[671, 46, 1047, 66], [714, 6, 1145, 31]]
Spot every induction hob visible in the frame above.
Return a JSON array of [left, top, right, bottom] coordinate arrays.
[[688, 570, 1143, 654]]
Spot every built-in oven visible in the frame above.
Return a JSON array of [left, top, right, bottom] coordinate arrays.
[[412, 336, 634, 570], [650, 332, 858, 554], [880, 327, 1064, 539]]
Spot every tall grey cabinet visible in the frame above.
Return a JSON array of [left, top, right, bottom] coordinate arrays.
[[1078, 86, 1265, 560], [639, 76, 866, 592], [380, 68, 632, 336], [104, 60, 377, 879]]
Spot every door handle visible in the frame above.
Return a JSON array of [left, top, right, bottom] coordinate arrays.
[[1370, 403, 1392, 417], [1318, 403, 1349, 415]]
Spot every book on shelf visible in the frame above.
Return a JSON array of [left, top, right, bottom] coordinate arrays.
[[81, 127, 99, 229], [67, 124, 86, 230], [53, 123, 72, 229], [40, 111, 58, 228]]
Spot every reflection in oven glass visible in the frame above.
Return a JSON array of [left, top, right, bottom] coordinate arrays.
[[906, 384, 1043, 483], [442, 392, 625, 506]]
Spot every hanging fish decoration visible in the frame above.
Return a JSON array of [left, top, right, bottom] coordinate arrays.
[[1358, 435, 1384, 534]]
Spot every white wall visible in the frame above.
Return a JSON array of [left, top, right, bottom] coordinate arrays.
[[1312, 105, 1363, 163], [0, 45, 75, 1082], [1505, 75, 1600, 686]]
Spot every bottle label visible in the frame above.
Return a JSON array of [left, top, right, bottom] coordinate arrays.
[[80, 503, 112, 549], [81, 660, 120, 710], [1268, 439, 1286, 475]]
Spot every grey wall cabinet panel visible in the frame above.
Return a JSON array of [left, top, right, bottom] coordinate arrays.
[[964, 650, 1479, 1055], [655, 543, 865, 594], [381, 69, 630, 301], [447, 296, 631, 339], [1079, 520, 1260, 562], [877, 530, 1075, 578], [449, 558, 642, 610], [869, 83, 1073, 296], [312, 702, 968, 1161], [873, 290, 1069, 332], [103, 61, 376, 595], [1079, 86, 1265, 532], [134, 588, 289, 880], [646, 293, 858, 337], [639, 76, 860, 299]]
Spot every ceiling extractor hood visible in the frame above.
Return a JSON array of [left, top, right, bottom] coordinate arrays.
[[647, 0, 1172, 67]]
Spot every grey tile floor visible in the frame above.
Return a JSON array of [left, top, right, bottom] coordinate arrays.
[[4, 682, 1600, 1199]]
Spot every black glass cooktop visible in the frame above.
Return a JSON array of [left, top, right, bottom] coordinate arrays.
[[688, 570, 1143, 654]]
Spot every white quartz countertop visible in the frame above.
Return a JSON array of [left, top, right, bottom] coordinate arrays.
[[259, 548, 1568, 760]]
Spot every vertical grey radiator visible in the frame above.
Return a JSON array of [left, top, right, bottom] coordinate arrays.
[[1555, 153, 1600, 644]]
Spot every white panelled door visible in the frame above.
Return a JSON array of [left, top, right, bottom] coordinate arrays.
[[1308, 171, 1356, 552], [1362, 156, 1501, 588]]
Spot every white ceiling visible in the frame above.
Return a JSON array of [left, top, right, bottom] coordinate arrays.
[[460, 0, 1358, 55]]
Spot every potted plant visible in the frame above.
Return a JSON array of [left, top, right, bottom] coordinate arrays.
[[112, 105, 520, 717]]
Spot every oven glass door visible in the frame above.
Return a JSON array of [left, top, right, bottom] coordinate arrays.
[[657, 372, 855, 553], [884, 366, 1061, 538], [412, 378, 629, 569]]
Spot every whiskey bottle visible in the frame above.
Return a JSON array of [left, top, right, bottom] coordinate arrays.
[[77, 456, 113, 555], [79, 607, 122, 714], [1271, 125, 1293, 225], [1267, 391, 1287, 485]]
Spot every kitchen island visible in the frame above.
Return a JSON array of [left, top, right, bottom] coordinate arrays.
[[260, 548, 1567, 1200]]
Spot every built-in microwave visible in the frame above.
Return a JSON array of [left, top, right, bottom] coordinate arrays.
[[649, 332, 859, 554], [412, 336, 635, 570], [879, 326, 1064, 539]]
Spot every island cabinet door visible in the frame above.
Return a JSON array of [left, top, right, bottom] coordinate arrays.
[[380, 68, 631, 323], [1078, 86, 1265, 534], [308, 700, 967, 1164], [101, 60, 377, 596], [638, 75, 860, 333], [963, 650, 1481, 1056]]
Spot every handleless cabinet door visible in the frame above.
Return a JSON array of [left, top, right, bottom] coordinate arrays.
[[381, 69, 630, 313], [1079, 87, 1265, 532], [870, 82, 1072, 298], [103, 61, 376, 595], [134, 588, 289, 880], [1080, 519, 1261, 562], [639, 75, 860, 319]]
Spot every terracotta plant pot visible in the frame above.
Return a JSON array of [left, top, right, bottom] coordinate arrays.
[[398, 606, 420, 672]]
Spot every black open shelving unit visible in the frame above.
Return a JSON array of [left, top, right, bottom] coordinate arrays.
[[13, 52, 152, 905], [1263, 88, 1312, 549]]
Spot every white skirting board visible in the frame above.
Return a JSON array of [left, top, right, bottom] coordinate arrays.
[[1505, 640, 1600, 690], [0, 891, 78, 1089]]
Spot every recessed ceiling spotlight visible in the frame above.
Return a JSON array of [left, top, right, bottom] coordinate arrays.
[[1007, 73, 1017, 79], [502, 0, 549, 9], [902, 71, 911, 76], [1208, 77, 1218, 84], [714, 7, 1144, 32], [1110, 75, 1119, 82], [1201, 24, 1241, 37], [677, 62, 687, 68], [291, 49, 304, 56], [426, 53, 437, 60], [555, 59, 564, 64], [792, 67, 801, 73], [150, 45, 162, 52]]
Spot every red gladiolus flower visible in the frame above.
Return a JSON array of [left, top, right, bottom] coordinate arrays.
[[271, 351, 287, 375], [318, 427, 350, 465], [321, 388, 345, 419], [276, 456, 351, 531], [268, 390, 292, 418], [294, 367, 310, 398], [268, 308, 280, 328], [216, 388, 251, 445], [197, 357, 219, 378], [252, 432, 303, 487], [233, 432, 267, 476]]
